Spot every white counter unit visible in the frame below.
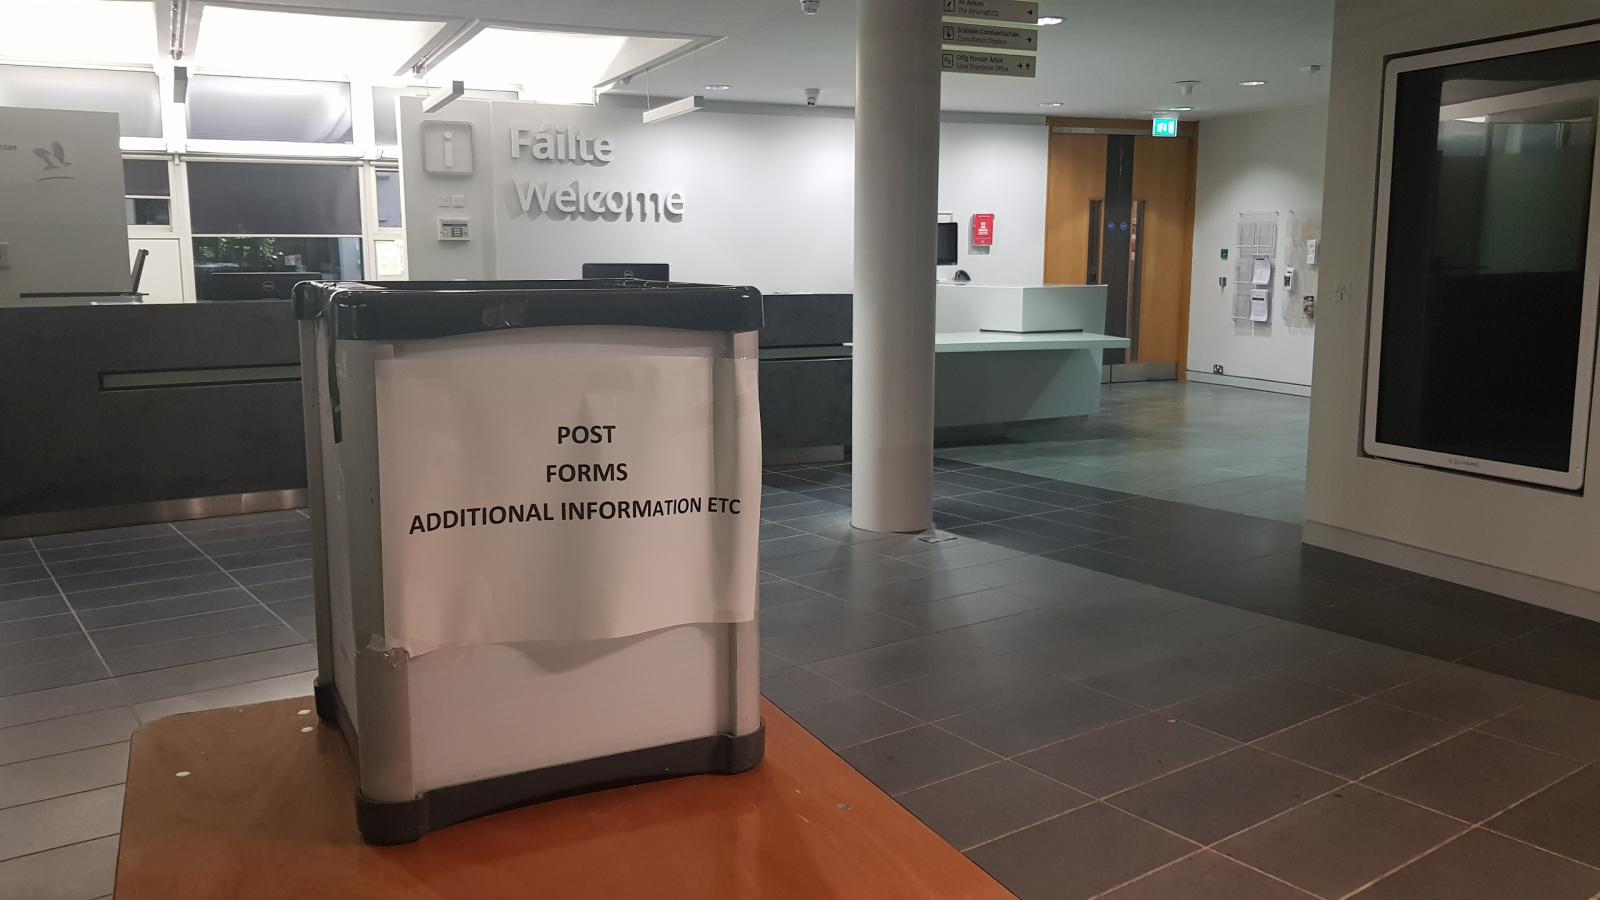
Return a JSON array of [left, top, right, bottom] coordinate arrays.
[[935, 283, 1109, 334]]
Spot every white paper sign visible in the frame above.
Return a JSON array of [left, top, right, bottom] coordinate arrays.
[[1250, 289, 1271, 323], [372, 332, 760, 654]]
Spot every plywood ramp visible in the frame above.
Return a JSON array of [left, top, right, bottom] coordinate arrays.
[[116, 697, 1013, 899]]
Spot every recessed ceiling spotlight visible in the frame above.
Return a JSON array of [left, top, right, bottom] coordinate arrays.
[[1239, 80, 1267, 87], [703, 84, 732, 91], [1039, 101, 1063, 108], [1037, 15, 1064, 25], [1165, 106, 1194, 112], [1175, 80, 1201, 96]]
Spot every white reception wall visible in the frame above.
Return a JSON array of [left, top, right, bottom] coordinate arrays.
[[1306, 0, 1600, 615], [400, 99, 1047, 292], [1186, 102, 1328, 395]]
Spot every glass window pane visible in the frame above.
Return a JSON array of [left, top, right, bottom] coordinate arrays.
[[192, 237, 362, 301], [186, 75, 353, 143], [187, 162, 361, 235], [1375, 39, 1600, 475], [375, 170, 403, 228], [126, 198, 170, 226], [0, 64, 162, 138], [123, 159, 168, 196]]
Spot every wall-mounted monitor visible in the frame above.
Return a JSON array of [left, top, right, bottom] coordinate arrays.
[[1363, 25, 1600, 490], [937, 221, 958, 266]]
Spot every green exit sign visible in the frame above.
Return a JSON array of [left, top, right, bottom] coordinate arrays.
[[1151, 117, 1179, 138]]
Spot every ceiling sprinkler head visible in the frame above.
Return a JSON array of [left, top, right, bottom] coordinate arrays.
[[1175, 80, 1201, 96], [800, 0, 820, 13]]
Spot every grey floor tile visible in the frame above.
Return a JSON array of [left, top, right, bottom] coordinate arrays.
[[1, 633, 98, 670], [1218, 785, 1465, 899], [759, 666, 855, 713], [208, 543, 314, 571], [1478, 692, 1600, 762], [867, 653, 1067, 721], [0, 681, 127, 730], [32, 523, 175, 550], [100, 623, 304, 676], [758, 532, 849, 562], [76, 588, 259, 631], [0, 550, 41, 571], [1282, 643, 1447, 697], [0, 785, 123, 862], [1016, 713, 1237, 797], [229, 559, 312, 587], [966, 803, 1197, 900], [757, 594, 865, 636], [247, 577, 314, 605], [37, 534, 189, 565], [1101, 850, 1314, 900], [1353, 828, 1600, 900], [1122, 602, 1280, 650], [184, 518, 311, 547], [805, 633, 992, 691], [1486, 764, 1600, 868], [0, 834, 119, 900], [938, 682, 1143, 756], [1163, 674, 1353, 742], [87, 604, 281, 654], [0, 655, 111, 699], [1363, 731, 1578, 823], [757, 614, 925, 666], [55, 558, 220, 596], [63, 571, 237, 611], [1259, 699, 1464, 780], [0, 567, 49, 587], [1080, 650, 1254, 708], [1375, 666, 1551, 726], [0, 743, 129, 810], [46, 546, 203, 579], [1109, 747, 1344, 844], [0, 707, 139, 766], [758, 579, 834, 610], [188, 528, 312, 558], [113, 642, 316, 704], [0, 615, 81, 646], [900, 761, 1090, 851], [825, 571, 989, 610], [787, 694, 918, 749], [898, 539, 1028, 572], [942, 608, 1091, 654], [837, 725, 998, 795], [883, 588, 1048, 632], [0, 595, 66, 623], [759, 650, 793, 675]]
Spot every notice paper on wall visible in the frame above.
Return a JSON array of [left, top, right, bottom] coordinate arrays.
[[371, 329, 761, 654], [1250, 289, 1270, 322], [1251, 255, 1273, 287]]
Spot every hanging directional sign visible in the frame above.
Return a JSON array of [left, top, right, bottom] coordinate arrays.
[[940, 49, 1037, 78], [941, 22, 1038, 52], [940, 0, 1039, 25]]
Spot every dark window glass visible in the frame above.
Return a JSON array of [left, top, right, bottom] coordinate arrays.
[[126, 198, 170, 226], [192, 237, 362, 301], [187, 75, 353, 143], [187, 162, 361, 235], [1375, 40, 1600, 474], [123, 159, 168, 196]]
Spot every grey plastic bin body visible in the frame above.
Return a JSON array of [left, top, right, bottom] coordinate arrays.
[[294, 279, 765, 844]]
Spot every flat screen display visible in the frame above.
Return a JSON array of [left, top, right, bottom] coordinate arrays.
[[937, 221, 958, 266], [1364, 28, 1600, 490]]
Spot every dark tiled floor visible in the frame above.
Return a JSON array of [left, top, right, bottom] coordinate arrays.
[[757, 452, 1600, 899], [7, 386, 1600, 898]]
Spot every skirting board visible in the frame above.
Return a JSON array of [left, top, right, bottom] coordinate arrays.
[[1101, 362, 1177, 384], [1303, 520, 1600, 621], [1186, 370, 1312, 397], [0, 489, 308, 540]]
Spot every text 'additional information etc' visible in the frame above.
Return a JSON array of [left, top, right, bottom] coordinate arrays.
[[372, 336, 760, 653]]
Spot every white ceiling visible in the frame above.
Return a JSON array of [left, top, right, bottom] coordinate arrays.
[[136, 0, 1336, 119]]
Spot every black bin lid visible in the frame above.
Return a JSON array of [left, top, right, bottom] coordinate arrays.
[[293, 279, 763, 340]]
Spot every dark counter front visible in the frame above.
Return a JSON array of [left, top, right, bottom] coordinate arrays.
[[0, 302, 306, 537], [1, 293, 855, 537]]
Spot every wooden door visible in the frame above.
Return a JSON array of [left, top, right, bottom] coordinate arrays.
[[1044, 133, 1106, 285], [1131, 134, 1197, 371]]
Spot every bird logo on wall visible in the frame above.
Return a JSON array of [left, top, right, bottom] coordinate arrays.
[[34, 141, 74, 181]]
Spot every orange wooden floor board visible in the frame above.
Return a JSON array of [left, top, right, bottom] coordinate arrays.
[[115, 697, 1012, 899]]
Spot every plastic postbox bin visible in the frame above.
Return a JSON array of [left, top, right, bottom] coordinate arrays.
[[294, 279, 765, 844]]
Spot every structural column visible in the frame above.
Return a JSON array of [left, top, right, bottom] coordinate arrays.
[[851, 0, 942, 533]]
